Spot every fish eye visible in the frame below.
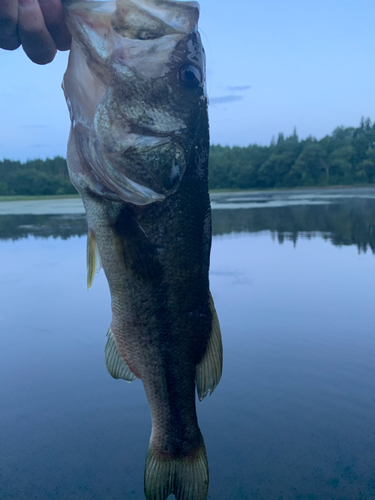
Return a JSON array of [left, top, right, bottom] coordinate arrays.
[[179, 64, 202, 88]]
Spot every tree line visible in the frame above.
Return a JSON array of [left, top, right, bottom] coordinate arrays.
[[209, 117, 375, 189], [1, 117, 375, 196], [0, 156, 76, 196]]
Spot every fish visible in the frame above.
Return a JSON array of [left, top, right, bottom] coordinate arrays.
[[62, 1, 223, 499]]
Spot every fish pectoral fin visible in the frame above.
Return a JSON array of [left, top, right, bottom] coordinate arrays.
[[105, 327, 137, 383], [196, 293, 223, 401], [87, 229, 102, 290], [144, 444, 208, 500]]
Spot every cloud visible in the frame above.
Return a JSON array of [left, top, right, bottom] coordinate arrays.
[[226, 85, 252, 91], [19, 125, 48, 129], [209, 95, 244, 106]]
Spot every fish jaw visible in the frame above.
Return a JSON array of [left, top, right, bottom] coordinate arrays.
[[64, 0, 200, 64], [63, 0, 206, 205]]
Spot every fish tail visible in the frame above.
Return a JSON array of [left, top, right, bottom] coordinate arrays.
[[144, 444, 209, 500]]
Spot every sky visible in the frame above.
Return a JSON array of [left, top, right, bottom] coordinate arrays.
[[1, 0, 375, 161]]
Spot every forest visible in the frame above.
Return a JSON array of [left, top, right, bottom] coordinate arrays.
[[1, 117, 375, 196]]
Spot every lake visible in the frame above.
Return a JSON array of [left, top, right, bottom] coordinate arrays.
[[1, 187, 375, 500]]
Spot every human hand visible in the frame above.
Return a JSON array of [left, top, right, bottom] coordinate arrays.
[[0, 0, 71, 64]]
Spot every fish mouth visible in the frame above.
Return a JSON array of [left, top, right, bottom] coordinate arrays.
[[64, 0, 204, 205], [111, 0, 200, 40], [64, 0, 201, 81], [65, 0, 200, 46]]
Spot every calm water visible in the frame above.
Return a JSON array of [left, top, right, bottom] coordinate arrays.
[[1, 188, 375, 500]]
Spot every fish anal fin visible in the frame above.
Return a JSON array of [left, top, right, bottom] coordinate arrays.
[[105, 327, 137, 382], [196, 293, 223, 401], [144, 444, 208, 500], [87, 229, 102, 290]]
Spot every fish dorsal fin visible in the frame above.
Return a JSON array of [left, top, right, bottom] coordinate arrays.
[[87, 229, 102, 290], [196, 293, 223, 401], [105, 327, 137, 382]]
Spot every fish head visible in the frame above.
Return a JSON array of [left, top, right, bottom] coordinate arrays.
[[63, 0, 209, 205]]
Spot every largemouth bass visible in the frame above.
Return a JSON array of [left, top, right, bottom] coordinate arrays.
[[62, 1, 222, 499]]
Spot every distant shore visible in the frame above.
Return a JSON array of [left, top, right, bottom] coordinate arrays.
[[1, 184, 375, 203], [3, 122, 375, 196], [2, 186, 375, 216], [0, 194, 80, 202]]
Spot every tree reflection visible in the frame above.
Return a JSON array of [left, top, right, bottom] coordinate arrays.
[[1, 197, 375, 253], [0, 214, 87, 241], [212, 198, 375, 253]]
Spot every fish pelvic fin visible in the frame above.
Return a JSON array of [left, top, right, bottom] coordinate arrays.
[[144, 444, 209, 500], [105, 327, 137, 382], [196, 293, 223, 401], [87, 229, 102, 290]]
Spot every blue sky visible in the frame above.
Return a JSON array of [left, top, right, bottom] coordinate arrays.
[[1, 0, 375, 161]]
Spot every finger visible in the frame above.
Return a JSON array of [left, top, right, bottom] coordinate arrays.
[[38, 0, 71, 51], [0, 0, 21, 50], [18, 0, 57, 64]]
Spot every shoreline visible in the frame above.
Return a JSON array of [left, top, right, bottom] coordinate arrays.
[[1, 184, 375, 203], [1, 186, 375, 216]]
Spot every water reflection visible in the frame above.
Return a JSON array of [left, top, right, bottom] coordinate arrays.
[[0, 213, 87, 240], [2, 188, 375, 254], [212, 199, 375, 253], [2, 188, 375, 499]]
